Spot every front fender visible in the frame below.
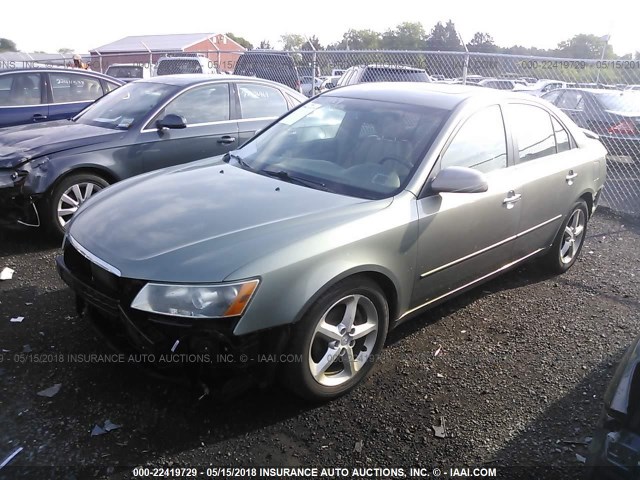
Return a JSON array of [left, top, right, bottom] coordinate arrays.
[[20, 146, 137, 196], [230, 193, 420, 336]]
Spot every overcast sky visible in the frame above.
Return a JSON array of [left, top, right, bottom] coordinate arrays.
[[4, 0, 638, 55]]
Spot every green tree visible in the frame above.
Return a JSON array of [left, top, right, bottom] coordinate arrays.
[[467, 32, 498, 53], [225, 33, 253, 50], [0, 38, 18, 52], [328, 29, 381, 50], [443, 20, 463, 51], [258, 40, 273, 50], [57, 47, 74, 54], [381, 22, 427, 50], [300, 35, 323, 51], [280, 34, 306, 51], [425, 22, 447, 51], [556, 34, 613, 59]]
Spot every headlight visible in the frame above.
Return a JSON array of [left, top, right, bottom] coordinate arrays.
[[130, 279, 259, 319]]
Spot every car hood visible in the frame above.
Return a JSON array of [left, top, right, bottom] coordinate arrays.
[[68, 160, 388, 282], [0, 120, 120, 168]]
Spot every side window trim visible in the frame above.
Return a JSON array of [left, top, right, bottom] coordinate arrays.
[[550, 114, 576, 152]]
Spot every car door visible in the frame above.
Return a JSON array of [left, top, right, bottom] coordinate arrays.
[[133, 82, 238, 173], [46, 71, 106, 121], [504, 102, 587, 259], [0, 72, 48, 127], [235, 82, 293, 145], [411, 104, 522, 307]]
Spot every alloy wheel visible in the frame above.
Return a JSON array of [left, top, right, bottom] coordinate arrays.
[[308, 294, 379, 387], [56, 182, 103, 228], [560, 208, 585, 264]]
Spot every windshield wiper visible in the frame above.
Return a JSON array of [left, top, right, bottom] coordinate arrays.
[[223, 152, 255, 171], [260, 169, 329, 191]]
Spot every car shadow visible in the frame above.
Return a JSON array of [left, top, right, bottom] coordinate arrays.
[[386, 260, 557, 347], [487, 351, 628, 479], [0, 226, 60, 257]]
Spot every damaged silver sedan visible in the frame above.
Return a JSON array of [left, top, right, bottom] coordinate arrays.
[[57, 83, 607, 401]]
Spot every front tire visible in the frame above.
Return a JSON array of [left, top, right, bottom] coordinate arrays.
[[541, 200, 589, 274], [45, 173, 109, 238], [283, 276, 389, 402]]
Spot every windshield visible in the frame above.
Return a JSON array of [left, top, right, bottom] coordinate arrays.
[[106, 66, 143, 78], [157, 59, 203, 75], [231, 96, 449, 199], [596, 91, 640, 113], [74, 82, 176, 130], [362, 68, 431, 83]]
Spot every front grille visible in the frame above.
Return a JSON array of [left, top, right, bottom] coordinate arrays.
[[62, 241, 144, 311]]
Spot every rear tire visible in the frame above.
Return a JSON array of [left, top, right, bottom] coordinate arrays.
[[541, 200, 589, 274], [45, 173, 109, 239], [283, 276, 389, 402]]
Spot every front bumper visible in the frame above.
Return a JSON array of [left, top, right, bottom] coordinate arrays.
[[0, 169, 39, 227], [55, 245, 289, 384], [587, 417, 640, 479]]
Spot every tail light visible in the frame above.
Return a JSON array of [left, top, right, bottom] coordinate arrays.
[[607, 120, 637, 136]]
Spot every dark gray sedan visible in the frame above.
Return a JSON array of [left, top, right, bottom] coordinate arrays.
[[57, 83, 607, 401], [0, 74, 305, 236]]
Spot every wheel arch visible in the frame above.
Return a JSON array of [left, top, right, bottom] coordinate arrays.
[[291, 266, 401, 328], [579, 190, 594, 217], [47, 166, 118, 196]]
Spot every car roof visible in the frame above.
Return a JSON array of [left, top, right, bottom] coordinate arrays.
[[107, 63, 147, 68], [563, 87, 629, 95], [361, 64, 426, 71], [324, 82, 513, 110], [157, 56, 206, 61], [0, 67, 122, 83], [135, 74, 306, 97]]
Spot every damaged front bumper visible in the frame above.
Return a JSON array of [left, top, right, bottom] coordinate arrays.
[[0, 169, 40, 227], [55, 246, 290, 392]]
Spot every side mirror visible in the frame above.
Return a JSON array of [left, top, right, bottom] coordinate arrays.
[[430, 166, 488, 194], [156, 113, 187, 130]]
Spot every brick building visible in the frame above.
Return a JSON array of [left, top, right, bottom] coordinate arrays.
[[90, 33, 246, 73]]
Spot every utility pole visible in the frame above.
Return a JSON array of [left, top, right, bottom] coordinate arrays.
[[596, 34, 610, 85], [305, 35, 317, 96]]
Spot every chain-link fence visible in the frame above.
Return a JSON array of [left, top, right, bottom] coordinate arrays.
[[4, 48, 640, 216]]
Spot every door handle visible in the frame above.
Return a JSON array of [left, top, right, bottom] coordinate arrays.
[[32, 114, 48, 121], [502, 191, 522, 209], [566, 170, 578, 184], [217, 136, 236, 145]]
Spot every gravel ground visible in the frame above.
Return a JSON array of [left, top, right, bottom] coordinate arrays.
[[0, 208, 639, 479]]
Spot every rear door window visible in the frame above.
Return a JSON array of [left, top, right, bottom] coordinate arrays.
[[49, 73, 104, 103], [552, 117, 572, 153], [509, 104, 557, 162], [238, 83, 288, 118]]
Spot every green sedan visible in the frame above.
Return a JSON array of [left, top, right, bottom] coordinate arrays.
[[56, 82, 607, 401]]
